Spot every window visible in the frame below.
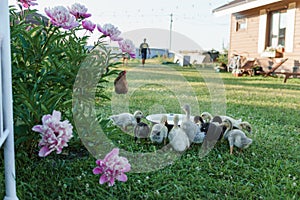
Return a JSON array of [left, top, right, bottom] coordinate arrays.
[[236, 18, 247, 31], [268, 10, 286, 47]]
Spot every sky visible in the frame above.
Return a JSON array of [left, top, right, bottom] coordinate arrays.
[[9, 0, 231, 51]]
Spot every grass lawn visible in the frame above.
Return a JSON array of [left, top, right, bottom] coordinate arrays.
[[1, 62, 300, 199]]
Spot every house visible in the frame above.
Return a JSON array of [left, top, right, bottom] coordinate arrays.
[[213, 0, 300, 73]]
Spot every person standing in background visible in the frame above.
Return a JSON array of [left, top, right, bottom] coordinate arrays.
[[139, 38, 151, 66]]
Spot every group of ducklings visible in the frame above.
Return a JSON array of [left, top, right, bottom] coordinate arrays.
[[109, 104, 253, 155]]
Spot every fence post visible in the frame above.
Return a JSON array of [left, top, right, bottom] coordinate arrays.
[[0, 0, 19, 199]]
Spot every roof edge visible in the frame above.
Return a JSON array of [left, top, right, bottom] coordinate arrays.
[[213, 0, 282, 16]]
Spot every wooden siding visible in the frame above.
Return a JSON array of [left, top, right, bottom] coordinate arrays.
[[228, 0, 300, 71], [229, 9, 260, 58]]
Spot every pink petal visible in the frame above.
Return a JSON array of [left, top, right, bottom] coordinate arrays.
[[32, 125, 44, 133], [96, 24, 122, 41], [117, 173, 128, 182], [104, 148, 119, 161], [19, 0, 38, 8], [38, 146, 53, 157], [92, 167, 103, 175], [99, 174, 109, 184], [41, 114, 51, 124], [97, 24, 103, 32], [68, 3, 91, 19], [108, 177, 115, 186], [82, 13, 92, 18], [52, 110, 61, 121], [95, 159, 102, 165], [123, 164, 131, 173], [118, 39, 136, 58], [82, 20, 96, 32]]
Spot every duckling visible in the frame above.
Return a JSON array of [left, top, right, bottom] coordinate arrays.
[[193, 115, 204, 126], [193, 115, 206, 144], [150, 115, 168, 144], [222, 119, 253, 155], [181, 104, 198, 143], [168, 115, 190, 152], [201, 112, 251, 134], [201, 112, 241, 125], [200, 117, 224, 157], [134, 114, 150, 143], [200, 112, 214, 123], [200, 116, 225, 141], [239, 121, 252, 134], [168, 115, 179, 142], [109, 110, 143, 131]]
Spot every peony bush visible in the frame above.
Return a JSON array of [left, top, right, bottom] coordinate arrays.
[[10, 0, 135, 164]]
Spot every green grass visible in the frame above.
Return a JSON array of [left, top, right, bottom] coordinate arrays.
[[1, 63, 300, 199]]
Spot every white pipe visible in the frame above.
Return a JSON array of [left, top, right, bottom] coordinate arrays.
[[0, 37, 3, 139], [0, 0, 19, 199]]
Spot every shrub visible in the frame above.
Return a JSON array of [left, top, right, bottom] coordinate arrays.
[[9, 2, 133, 157]]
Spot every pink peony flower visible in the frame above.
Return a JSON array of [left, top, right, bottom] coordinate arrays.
[[18, 0, 38, 8], [93, 148, 131, 186], [32, 110, 73, 157], [45, 6, 79, 30], [97, 23, 123, 41], [118, 39, 136, 58], [69, 3, 91, 19], [82, 20, 96, 32]]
